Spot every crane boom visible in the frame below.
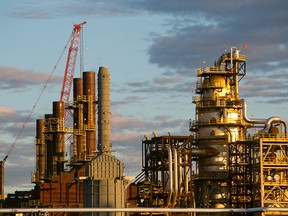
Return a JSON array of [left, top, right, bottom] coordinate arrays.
[[60, 21, 86, 103]]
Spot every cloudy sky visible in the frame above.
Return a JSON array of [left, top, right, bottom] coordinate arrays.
[[1, 0, 288, 193]]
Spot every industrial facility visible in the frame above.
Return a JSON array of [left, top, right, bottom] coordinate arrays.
[[1, 23, 288, 216], [131, 47, 288, 216]]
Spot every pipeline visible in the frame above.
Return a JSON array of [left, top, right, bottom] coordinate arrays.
[[241, 99, 266, 125], [171, 148, 178, 207], [242, 99, 282, 126], [165, 147, 173, 207]]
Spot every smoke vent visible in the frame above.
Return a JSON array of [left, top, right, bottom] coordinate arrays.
[[97, 66, 111, 154]]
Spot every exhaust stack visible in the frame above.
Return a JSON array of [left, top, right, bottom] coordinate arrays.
[[97, 66, 111, 154]]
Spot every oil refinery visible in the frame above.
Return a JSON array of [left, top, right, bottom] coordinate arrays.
[[1, 23, 288, 216]]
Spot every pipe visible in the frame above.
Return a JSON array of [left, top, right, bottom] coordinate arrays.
[[282, 120, 287, 134], [171, 148, 178, 207], [178, 153, 183, 195], [184, 153, 189, 204], [242, 99, 283, 133], [241, 99, 267, 125], [166, 147, 173, 207], [265, 117, 281, 129]]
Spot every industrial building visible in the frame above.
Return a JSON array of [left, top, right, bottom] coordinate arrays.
[[132, 47, 288, 216], [1, 46, 288, 216]]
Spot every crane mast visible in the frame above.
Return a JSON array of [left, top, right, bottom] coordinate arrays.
[[0, 22, 86, 199], [60, 21, 86, 103]]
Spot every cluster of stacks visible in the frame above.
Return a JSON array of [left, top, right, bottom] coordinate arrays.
[[32, 67, 125, 215]]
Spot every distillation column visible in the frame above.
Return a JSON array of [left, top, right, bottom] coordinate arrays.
[[190, 47, 247, 210]]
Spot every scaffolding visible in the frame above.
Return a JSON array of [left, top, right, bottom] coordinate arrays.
[[138, 135, 194, 208]]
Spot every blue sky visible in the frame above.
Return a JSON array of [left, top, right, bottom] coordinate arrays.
[[1, 0, 288, 193]]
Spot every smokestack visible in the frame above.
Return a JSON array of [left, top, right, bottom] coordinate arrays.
[[0, 161, 4, 199], [53, 101, 65, 174], [45, 114, 54, 178], [83, 72, 96, 158], [36, 119, 45, 181], [97, 66, 111, 154], [73, 78, 83, 161]]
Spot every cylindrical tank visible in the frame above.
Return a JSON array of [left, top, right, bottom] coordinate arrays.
[[73, 78, 83, 160], [36, 119, 46, 180], [97, 66, 111, 154], [83, 72, 96, 158]]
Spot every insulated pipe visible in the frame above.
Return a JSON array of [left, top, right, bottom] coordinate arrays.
[[241, 99, 266, 125], [166, 147, 173, 207], [242, 99, 282, 132], [171, 148, 178, 207], [281, 121, 287, 134], [178, 153, 183, 195], [184, 153, 189, 202], [265, 117, 281, 129]]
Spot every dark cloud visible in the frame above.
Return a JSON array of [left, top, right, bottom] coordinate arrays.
[[0, 66, 61, 91], [143, 0, 288, 75], [5, 0, 138, 19], [239, 73, 288, 102]]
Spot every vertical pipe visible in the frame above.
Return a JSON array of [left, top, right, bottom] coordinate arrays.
[[184, 153, 189, 205], [83, 72, 96, 158], [36, 119, 46, 180], [172, 148, 178, 207], [178, 152, 183, 194], [73, 78, 83, 160], [166, 147, 173, 207], [97, 66, 111, 154], [53, 101, 65, 173]]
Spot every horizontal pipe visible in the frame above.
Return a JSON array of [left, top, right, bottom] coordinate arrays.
[[0, 207, 277, 213]]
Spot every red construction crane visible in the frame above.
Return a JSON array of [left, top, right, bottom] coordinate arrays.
[[60, 21, 86, 103], [0, 22, 86, 197]]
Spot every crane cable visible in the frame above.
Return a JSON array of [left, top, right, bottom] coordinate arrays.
[[2, 32, 73, 163]]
